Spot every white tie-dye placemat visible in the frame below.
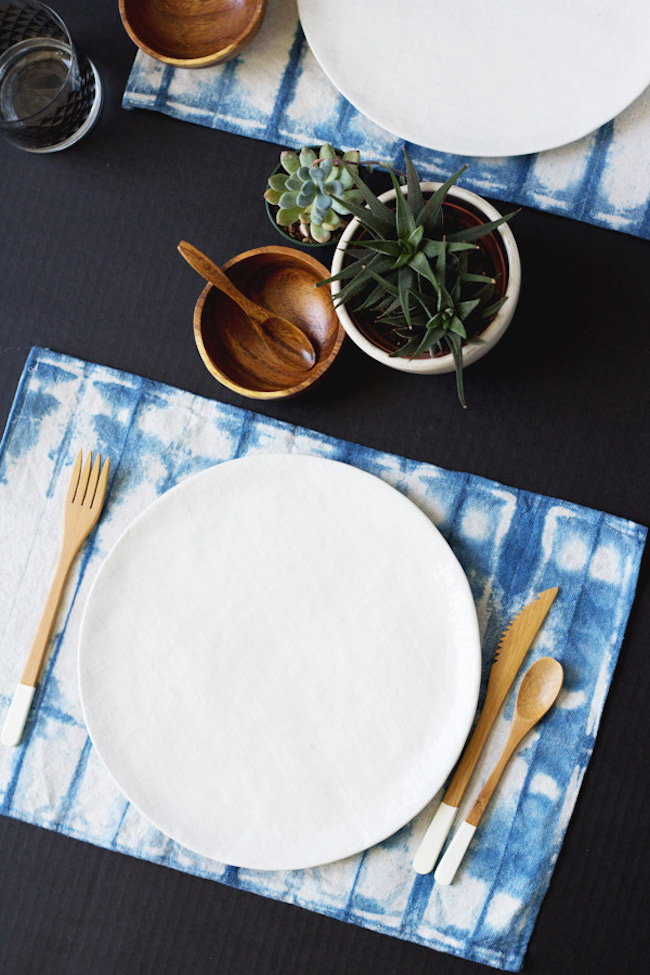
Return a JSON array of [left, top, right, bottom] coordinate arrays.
[[0, 348, 646, 971], [122, 0, 650, 240]]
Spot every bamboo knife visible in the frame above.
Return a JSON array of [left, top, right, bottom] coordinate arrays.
[[412, 586, 558, 874]]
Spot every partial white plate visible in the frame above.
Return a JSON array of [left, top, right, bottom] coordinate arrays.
[[298, 0, 650, 157], [79, 454, 480, 871]]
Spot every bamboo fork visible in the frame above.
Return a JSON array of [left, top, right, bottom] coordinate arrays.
[[1, 450, 110, 747]]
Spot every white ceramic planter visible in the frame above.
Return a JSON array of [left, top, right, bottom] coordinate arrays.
[[330, 182, 521, 375]]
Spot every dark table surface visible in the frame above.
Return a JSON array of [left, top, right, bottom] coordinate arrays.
[[1, 3, 649, 973]]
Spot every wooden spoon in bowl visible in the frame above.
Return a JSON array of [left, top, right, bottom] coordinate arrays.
[[434, 656, 564, 885], [178, 241, 316, 371]]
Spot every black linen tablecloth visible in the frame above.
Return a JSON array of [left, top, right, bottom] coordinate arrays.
[[0, 2, 648, 973]]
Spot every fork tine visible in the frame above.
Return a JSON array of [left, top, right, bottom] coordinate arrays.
[[75, 451, 93, 504], [92, 456, 111, 510], [65, 450, 83, 504], [84, 453, 102, 507]]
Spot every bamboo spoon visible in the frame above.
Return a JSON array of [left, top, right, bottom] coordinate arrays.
[[1, 450, 110, 747], [434, 656, 564, 885], [178, 241, 317, 371]]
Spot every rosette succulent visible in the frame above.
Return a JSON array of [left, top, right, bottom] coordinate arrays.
[[265, 143, 364, 244], [324, 149, 518, 405]]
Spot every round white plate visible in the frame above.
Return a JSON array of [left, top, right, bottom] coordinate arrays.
[[79, 454, 480, 870], [298, 0, 650, 157]]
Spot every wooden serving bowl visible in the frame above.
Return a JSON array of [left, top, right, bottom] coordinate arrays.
[[119, 0, 268, 68], [193, 246, 344, 400]]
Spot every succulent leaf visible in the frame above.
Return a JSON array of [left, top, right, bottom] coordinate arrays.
[[344, 164, 395, 221], [297, 186, 316, 207], [285, 175, 303, 191], [391, 170, 416, 239], [398, 267, 414, 326], [338, 167, 355, 189], [280, 151, 300, 174], [407, 250, 439, 291], [276, 206, 303, 226], [456, 298, 480, 322], [312, 224, 332, 243], [415, 166, 467, 235], [446, 209, 519, 243], [268, 173, 289, 192], [450, 316, 467, 337], [330, 197, 352, 215], [479, 296, 508, 318], [404, 150, 425, 218], [299, 147, 317, 167], [321, 212, 342, 231], [278, 191, 299, 209]]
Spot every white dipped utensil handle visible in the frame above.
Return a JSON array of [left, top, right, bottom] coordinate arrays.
[[435, 657, 564, 885], [1, 684, 36, 746], [412, 801, 458, 874], [434, 822, 477, 885]]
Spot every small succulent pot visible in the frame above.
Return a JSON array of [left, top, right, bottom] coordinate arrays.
[[331, 182, 521, 380], [264, 172, 332, 248], [264, 144, 365, 248]]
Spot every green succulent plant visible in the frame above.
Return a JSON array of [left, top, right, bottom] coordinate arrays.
[[265, 143, 364, 244], [324, 150, 518, 406]]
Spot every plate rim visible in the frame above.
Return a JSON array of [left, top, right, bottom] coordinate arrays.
[[297, 0, 650, 157]]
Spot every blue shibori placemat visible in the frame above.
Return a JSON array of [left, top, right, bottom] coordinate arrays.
[[122, 0, 650, 240], [0, 348, 646, 971]]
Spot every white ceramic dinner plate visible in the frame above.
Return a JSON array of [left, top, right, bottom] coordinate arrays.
[[298, 0, 650, 157], [79, 454, 480, 870]]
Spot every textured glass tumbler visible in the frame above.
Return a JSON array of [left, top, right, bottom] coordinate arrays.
[[0, 0, 101, 151]]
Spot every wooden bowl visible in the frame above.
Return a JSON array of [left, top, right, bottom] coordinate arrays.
[[193, 246, 344, 400], [119, 0, 268, 68]]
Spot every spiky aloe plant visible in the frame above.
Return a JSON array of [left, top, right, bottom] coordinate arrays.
[[265, 143, 364, 244], [324, 150, 517, 405]]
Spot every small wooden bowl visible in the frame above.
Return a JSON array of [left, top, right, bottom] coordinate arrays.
[[119, 0, 268, 68], [193, 246, 344, 400]]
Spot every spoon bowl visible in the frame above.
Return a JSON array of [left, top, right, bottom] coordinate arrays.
[[434, 656, 564, 885], [515, 657, 564, 722], [119, 0, 268, 67]]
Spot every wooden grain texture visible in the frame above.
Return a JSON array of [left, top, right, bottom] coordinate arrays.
[[443, 587, 559, 807], [119, 0, 268, 67], [466, 657, 564, 826], [192, 245, 345, 400], [179, 241, 316, 371], [20, 451, 110, 688]]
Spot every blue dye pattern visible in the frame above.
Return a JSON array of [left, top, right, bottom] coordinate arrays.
[[122, 2, 650, 240], [0, 348, 646, 971]]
